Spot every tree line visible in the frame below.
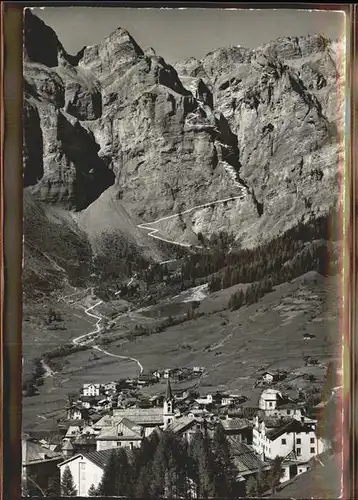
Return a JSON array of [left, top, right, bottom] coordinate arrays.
[[60, 423, 286, 498], [61, 424, 236, 498]]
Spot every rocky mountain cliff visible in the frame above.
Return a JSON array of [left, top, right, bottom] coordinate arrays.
[[23, 10, 344, 264]]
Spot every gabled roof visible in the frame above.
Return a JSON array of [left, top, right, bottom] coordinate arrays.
[[62, 441, 74, 451], [96, 417, 143, 441], [93, 415, 117, 429], [113, 407, 164, 425], [168, 416, 197, 434], [22, 440, 62, 466], [58, 448, 135, 471]]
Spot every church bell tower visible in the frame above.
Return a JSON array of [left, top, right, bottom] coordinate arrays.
[[163, 377, 174, 430]]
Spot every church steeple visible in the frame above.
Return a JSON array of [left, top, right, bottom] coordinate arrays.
[[165, 376, 173, 401], [163, 377, 174, 430]]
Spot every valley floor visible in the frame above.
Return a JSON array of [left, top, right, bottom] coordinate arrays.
[[22, 271, 340, 433]]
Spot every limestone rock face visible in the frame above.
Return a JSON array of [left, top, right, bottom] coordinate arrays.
[[23, 11, 344, 250], [174, 35, 344, 247]]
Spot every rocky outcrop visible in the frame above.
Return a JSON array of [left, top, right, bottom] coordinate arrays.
[[23, 12, 344, 250], [23, 94, 43, 186]]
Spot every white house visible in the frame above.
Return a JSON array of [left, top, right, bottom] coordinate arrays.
[[67, 405, 85, 421], [195, 394, 213, 406], [252, 416, 326, 482], [58, 449, 132, 497], [258, 389, 282, 412], [262, 371, 275, 384], [103, 382, 117, 395], [82, 384, 101, 397], [258, 389, 304, 418]]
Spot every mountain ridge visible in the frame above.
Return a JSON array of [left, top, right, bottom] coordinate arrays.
[[23, 10, 344, 295]]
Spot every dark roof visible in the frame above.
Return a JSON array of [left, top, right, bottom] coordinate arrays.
[[271, 452, 342, 498], [165, 378, 173, 401], [59, 448, 135, 470], [222, 418, 252, 431], [85, 449, 134, 468], [73, 435, 97, 446], [267, 419, 315, 441], [22, 440, 63, 465], [229, 439, 270, 474]]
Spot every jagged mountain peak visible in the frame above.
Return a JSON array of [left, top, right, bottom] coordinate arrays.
[[23, 13, 342, 253]]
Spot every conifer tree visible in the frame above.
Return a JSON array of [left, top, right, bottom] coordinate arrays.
[[267, 456, 285, 494], [88, 483, 98, 496], [189, 429, 215, 498], [212, 422, 237, 497], [97, 450, 123, 496], [60, 466, 77, 497]]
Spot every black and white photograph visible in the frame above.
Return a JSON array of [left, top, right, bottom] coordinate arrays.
[[21, 5, 346, 498]]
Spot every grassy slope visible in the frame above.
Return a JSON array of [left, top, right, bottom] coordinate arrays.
[[22, 270, 339, 432], [75, 185, 167, 262]]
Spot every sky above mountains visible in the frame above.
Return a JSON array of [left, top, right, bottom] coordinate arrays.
[[32, 7, 345, 65]]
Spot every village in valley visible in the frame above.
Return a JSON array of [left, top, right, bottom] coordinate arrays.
[[22, 358, 340, 498]]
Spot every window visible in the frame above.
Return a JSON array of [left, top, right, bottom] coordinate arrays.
[[287, 410, 291, 415], [310, 447, 315, 453], [269, 402, 273, 407], [310, 437, 315, 444], [296, 438, 301, 444], [117, 442, 121, 446], [296, 448, 301, 456], [281, 438, 286, 445]]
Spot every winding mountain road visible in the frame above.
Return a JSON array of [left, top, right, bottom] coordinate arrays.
[[137, 195, 244, 248], [73, 300, 144, 375], [47, 288, 144, 377]]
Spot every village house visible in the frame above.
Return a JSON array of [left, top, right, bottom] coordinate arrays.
[[252, 416, 327, 482], [112, 406, 164, 436], [103, 382, 117, 394], [67, 405, 90, 422], [64, 425, 82, 441], [221, 417, 253, 444], [58, 448, 134, 497], [258, 389, 304, 418], [166, 416, 200, 442], [96, 417, 144, 451], [22, 438, 63, 496], [195, 394, 213, 406], [82, 383, 102, 397], [261, 371, 276, 384]]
